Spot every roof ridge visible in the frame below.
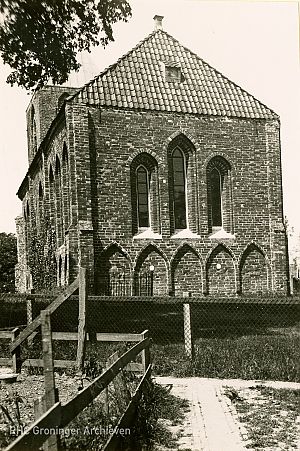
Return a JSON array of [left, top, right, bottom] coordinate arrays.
[[160, 30, 279, 118], [69, 29, 159, 102]]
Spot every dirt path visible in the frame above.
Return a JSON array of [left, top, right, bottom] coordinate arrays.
[[155, 377, 300, 451]]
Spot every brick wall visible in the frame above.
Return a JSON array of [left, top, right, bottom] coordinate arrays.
[[26, 86, 78, 165], [86, 107, 287, 296], [18, 102, 288, 297]]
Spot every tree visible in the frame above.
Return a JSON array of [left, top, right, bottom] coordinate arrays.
[[0, 233, 17, 292], [0, 0, 131, 89]]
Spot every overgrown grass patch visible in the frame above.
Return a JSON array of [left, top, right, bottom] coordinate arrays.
[[127, 380, 191, 451], [153, 327, 300, 382], [227, 386, 300, 449], [61, 378, 190, 451]]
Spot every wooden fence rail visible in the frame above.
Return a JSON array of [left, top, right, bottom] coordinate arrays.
[[9, 268, 87, 373], [5, 335, 151, 451], [0, 328, 21, 372], [10, 276, 80, 353], [1, 330, 148, 373], [104, 365, 152, 451]]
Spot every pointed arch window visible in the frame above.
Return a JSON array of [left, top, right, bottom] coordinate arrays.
[[131, 153, 160, 236], [207, 156, 233, 233], [31, 107, 37, 154], [62, 144, 70, 229], [172, 148, 187, 230], [37, 182, 44, 230], [55, 156, 64, 244], [136, 165, 150, 228], [210, 168, 222, 227]]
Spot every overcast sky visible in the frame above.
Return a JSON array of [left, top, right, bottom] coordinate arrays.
[[0, 0, 299, 235]]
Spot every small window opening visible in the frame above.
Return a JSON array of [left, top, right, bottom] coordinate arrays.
[[165, 65, 181, 83]]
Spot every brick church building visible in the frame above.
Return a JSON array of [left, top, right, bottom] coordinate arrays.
[[16, 16, 288, 297]]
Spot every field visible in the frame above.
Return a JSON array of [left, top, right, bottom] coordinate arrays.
[[153, 324, 300, 381], [0, 297, 299, 450], [225, 385, 300, 450]]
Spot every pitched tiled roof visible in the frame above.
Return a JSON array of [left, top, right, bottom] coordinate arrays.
[[73, 29, 278, 120]]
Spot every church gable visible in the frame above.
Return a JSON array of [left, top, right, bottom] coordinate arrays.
[[74, 27, 277, 120], [15, 16, 288, 297]]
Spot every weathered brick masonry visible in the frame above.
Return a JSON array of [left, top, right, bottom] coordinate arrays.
[[16, 17, 288, 297]]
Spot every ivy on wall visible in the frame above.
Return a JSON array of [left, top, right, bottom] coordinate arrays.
[[28, 214, 57, 292]]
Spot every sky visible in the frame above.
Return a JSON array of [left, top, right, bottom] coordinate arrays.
[[0, 0, 299, 235]]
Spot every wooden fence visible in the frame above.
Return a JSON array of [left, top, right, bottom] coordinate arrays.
[[1, 267, 152, 450], [5, 309, 151, 451], [0, 328, 20, 371], [8, 268, 85, 372], [1, 329, 149, 373]]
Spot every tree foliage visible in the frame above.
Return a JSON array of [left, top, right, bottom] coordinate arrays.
[[0, 233, 17, 292], [0, 0, 131, 89]]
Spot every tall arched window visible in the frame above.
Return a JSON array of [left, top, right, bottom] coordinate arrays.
[[30, 106, 37, 156], [62, 144, 70, 230], [131, 153, 159, 235], [55, 156, 63, 244], [58, 255, 63, 286], [64, 254, 68, 285], [37, 182, 44, 230], [207, 156, 233, 233], [49, 165, 55, 230], [168, 134, 197, 235], [210, 168, 222, 227], [26, 201, 30, 219], [136, 165, 150, 228], [171, 148, 187, 230]]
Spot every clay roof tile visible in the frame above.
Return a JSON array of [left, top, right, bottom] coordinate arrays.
[[70, 29, 278, 119]]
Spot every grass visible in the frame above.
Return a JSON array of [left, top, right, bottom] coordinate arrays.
[[227, 386, 300, 449], [60, 377, 190, 451], [126, 380, 191, 451], [1, 324, 299, 382], [153, 326, 300, 382]]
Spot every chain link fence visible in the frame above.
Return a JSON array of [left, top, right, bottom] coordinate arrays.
[[0, 291, 299, 381]]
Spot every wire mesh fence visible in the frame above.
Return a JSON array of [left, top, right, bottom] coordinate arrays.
[[0, 290, 300, 381], [84, 296, 300, 381]]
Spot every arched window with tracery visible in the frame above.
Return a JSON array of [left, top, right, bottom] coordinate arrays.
[[207, 156, 233, 233], [168, 134, 197, 235], [136, 165, 150, 228], [171, 148, 187, 230], [131, 153, 160, 235]]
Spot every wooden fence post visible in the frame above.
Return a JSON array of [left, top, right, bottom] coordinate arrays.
[[77, 267, 87, 372], [183, 303, 194, 359], [41, 310, 59, 451], [11, 328, 21, 373], [141, 330, 150, 374]]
